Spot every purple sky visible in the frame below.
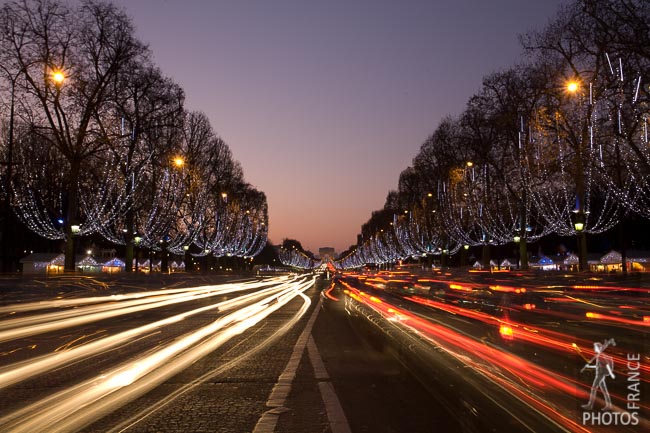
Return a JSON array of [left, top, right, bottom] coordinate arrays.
[[112, 0, 566, 253]]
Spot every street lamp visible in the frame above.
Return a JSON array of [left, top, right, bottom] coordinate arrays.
[[564, 78, 590, 272], [133, 236, 141, 272], [51, 70, 65, 85], [49, 69, 66, 93], [566, 81, 579, 93], [513, 235, 521, 243], [459, 244, 470, 269]]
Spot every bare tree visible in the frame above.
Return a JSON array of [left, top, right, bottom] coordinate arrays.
[[90, 59, 184, 271], [0, 0, 147, 271]]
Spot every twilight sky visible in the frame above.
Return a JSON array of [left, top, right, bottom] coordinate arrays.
[[112, 0, 566, 253]]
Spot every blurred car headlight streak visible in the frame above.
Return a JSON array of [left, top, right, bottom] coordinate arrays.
[[0, 275, 315, 433]]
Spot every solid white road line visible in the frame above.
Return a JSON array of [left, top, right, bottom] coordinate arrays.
[[253, 296, 352, 433], [318, 382, 352, 433], [307, 336, 329, 380], [252, 293, 320, 433], [308, 335, 352, 433]]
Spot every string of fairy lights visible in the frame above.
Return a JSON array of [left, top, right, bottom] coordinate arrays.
[[337, 56, 648, 270], [0, 1, 270, 268], [10, 118, 269, 261], [277, 246, 320, 269]]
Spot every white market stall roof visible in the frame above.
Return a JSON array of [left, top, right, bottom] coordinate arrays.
[[20, 253, 64, 264], [103, 258, 125, 267]]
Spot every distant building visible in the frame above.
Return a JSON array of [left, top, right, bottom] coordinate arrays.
[[319, 247, 336, 262]]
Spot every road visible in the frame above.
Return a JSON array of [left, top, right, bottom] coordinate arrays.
[[0, 274, 319, 432], [0, 271, 647, 432], [336, 269, 649, 432], [0, 273, 457, 433]]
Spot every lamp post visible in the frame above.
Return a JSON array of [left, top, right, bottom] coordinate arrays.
[[183, 245, 191, 271], [461, 244, 469, 269], [573, 209, 586, 266], [47, 69, 80, 273], [441, 248, 449, 269], [134, 236, 141, 272], [204, 249, 211, 273], [67, 224, 80, 273], [566, 80, 589, 272], [512, 235, 528, 270]]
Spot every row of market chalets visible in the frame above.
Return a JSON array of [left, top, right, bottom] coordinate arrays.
[[473, 250, 650, 272], [20, 253, 185, 274]]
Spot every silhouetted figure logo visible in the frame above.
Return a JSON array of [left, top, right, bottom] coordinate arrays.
[[581, 338, 616, 411]]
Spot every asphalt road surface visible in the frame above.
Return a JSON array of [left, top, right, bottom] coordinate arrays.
[[0, 271, 647, 432], [0, 273, 458, 433]]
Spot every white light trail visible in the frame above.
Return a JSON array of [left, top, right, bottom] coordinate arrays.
[[0, 277, 289, 343], [107, 282, 313, 433], [0, 275, 315, 433], [0, 278, 296, 388]]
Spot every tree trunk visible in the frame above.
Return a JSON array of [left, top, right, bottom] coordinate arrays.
[[1, 84, 16, 272], [578, 231, 588, 272], [518, 200, 529, 270], [125, 243, 134, 272], [482, 244, 490, 270], [64, 161, 81, 272], [124, 197, 135, 272], [519, 240, 528, 270], [619, 222, 627, 276], [161, 242, 169, 274], [614, 141, 627, 276]]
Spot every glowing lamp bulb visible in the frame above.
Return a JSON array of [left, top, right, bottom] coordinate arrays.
[[567, 81, 579, 93], [51, 71, 65, 84]]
